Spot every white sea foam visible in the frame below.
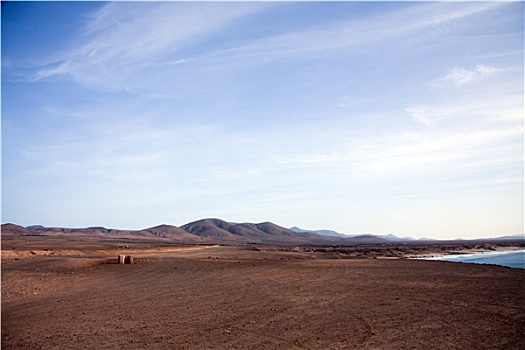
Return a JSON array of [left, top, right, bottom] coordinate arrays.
[[416, 250, 525, 268]]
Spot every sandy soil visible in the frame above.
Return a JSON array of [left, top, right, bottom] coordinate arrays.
[[2, 241, 525, 349]]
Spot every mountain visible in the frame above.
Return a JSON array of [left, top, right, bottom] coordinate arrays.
[[1, 220, 416, 245], [26, 225, 45, 229], [181, 218, 333, 245], [374, 233, 415, 241], [139, 224, 205, 243], [2, 223, 31, 235], [348, 234, 391, 244], [181, 218, 239, 240], [290, 226, 347, 237], [290, 226, 412, 241], [1, 221, 334, 245], [492, 233, 525, 241]]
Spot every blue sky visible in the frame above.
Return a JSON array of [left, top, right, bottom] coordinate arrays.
[[2, 1, 523, 239]]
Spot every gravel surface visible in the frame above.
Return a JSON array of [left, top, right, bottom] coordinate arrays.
[[2, 244, 525, 349]]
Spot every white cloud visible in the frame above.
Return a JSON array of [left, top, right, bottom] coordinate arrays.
[[3, 1, 522, 237], [405, 106, 434, 127], [22, 2, 507, 93], [272, 153, 339, 166], [193, 2, 505, 67], [433, 64, 499, 88], [405, 2, 503, 31], [28, 2, 270, 90], [347, 126, 523, 182]]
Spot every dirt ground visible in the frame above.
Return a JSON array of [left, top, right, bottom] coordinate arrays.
[[2, 241, 525, 349]]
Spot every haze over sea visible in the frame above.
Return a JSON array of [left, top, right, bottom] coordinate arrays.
[[422, 250, 525, 269]]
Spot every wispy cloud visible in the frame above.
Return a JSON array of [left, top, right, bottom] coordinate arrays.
[[345, 125, 523, 183], [272, 153, 339, 166], [3, 1, 522, 237], [27, 2, 271, 90], [404, 100, 518, 128], [432, 64, 500, 88], [20, 2, 507, 93], [405, 106, 435, 127], [185, 2, 505, 69]]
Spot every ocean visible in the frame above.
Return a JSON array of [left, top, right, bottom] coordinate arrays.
[[421, 250, 525, 269]]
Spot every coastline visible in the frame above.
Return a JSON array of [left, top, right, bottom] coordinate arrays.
[[405, 245, 525, 259], [409, 249, 525, 269]]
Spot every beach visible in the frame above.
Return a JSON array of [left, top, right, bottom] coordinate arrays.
[[416, 249, 525, 269], [2, 241, 525, 349]]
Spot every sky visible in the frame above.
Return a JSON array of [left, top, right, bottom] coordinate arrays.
[[1, 1, 523, 240]]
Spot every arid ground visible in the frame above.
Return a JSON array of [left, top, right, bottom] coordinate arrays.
[[2, 239, 525, 349]]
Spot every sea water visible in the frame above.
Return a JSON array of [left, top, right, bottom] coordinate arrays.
[[422, 250, 525, 269]]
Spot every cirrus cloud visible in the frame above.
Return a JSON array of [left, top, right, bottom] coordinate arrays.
[[433, 64, 499, 88]]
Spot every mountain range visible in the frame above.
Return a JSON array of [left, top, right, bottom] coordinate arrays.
[[289, 226, 415, 241], [2, 219, 390, 245], [2, 219, 523, 245]]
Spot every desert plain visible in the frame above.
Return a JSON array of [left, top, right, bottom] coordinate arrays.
[[2, 236, 525, 350]]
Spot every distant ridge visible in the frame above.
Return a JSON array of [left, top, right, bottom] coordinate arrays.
[[180, 218, 333, 245], [3, 221, 523, 245], [290, 226, 346, 238], [491, 233, 525, 241], [2, 219, 389, 246], [26, 225, 45, 230], [290, 226, 414, 241]]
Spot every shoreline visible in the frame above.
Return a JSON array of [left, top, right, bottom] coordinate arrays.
[[408, 249, 525, 269], [405, 246, 525, 259]]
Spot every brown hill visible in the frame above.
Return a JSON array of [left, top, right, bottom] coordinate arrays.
[[0, 223, 171, 242], [180, 218, 334, 245], [1, 220, 391, 246], [1, 223, 31, 235], [139, 224, 204, 243], [180, 218, 239, 240], [350, 234, 391, 245]]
